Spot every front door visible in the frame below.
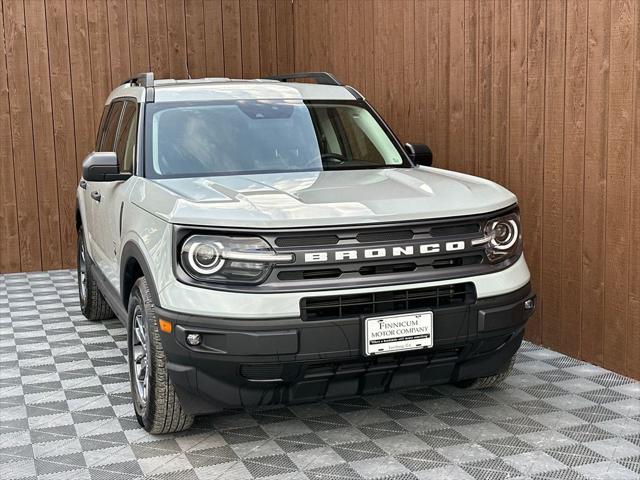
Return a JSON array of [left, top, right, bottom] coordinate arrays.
[[85, 100, 124, 273], [97, 100, 139, 290]]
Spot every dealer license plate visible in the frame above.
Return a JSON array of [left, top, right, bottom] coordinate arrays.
[[364, 311, 433, 356]]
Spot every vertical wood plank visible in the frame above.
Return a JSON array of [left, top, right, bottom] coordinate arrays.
[[146, 0, 170, 79], [491, 0, 509, 185], [106, 0, 131, 85], [166, 0, 188, 78], [87, 0, 112, 126], [127, 0, 150, 73], [46, 0, 78, 268], [509, 0, 527, 215], [437, 0, 451, 168], [402, 0, 416, 142], [561, 0, 588, 357], [464, 0, 479, 176], [603, 0, 634, 375], [347, 0, 367, 92], [362, 0, 375, 98], [203, 0, 224, 77], [222, 0, 241, 77], [373, 0, 404, 137], [24, 0, 62, 270], [477, 0, 493, 180], [275, 0, 294, 74], [409, 0, 427, 144], [628, 0, 640, 379], [523, 0, 547, 344], [582, 0, 610, 366], [541, 0, 567, 350], [307, 1, 330, 72], [185, 0, 207, 78], [292, 0, 308, 72], [240, 0, 260, 79], [0, 0, 20, 273], [67, 0, 95, 175], [257, 0, 277, 77], [449, 0, 465, 172], [425, 0, 439, 160], [328, 0, 348, 87]]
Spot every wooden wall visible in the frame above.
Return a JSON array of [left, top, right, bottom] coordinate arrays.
[[0, 0, 295, 274], [0, 0, 638, 378]]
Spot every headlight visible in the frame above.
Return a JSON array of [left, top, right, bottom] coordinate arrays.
[[473, 212, 522, 263], [180, 235, 292, 284]]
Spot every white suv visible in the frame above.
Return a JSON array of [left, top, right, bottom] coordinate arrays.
[[76, 72, 535, 433]]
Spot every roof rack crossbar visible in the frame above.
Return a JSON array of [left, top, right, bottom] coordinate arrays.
[[121, 72, 154, 88], [265, 72, 342, 86]]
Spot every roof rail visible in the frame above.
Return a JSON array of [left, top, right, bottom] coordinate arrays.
[[264, 72, 342, 86], [121, 72, 154, 87], [121, 72, 155, 102]]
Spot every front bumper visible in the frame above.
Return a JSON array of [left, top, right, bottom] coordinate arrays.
[[156, 283, 535, 415]]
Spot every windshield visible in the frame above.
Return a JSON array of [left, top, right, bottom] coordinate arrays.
[[144, 100, 409, 178]]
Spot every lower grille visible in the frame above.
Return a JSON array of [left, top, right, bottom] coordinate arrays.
[[240, 364, 284, 381], [301, 283, 476, 321]]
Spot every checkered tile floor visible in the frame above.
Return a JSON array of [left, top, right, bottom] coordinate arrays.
[[1, 270, 639, 480]]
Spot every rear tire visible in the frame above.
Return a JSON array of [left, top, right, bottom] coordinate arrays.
[[455, 357, 515, 390], [127, 277, 194, 434], [77, 227, 113, 321]]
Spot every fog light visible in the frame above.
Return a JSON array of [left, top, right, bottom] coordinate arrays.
[[524, 298, 535, 310], [186, 333, 202, 346]]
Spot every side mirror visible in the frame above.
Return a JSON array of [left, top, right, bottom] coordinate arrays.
[[405, 143, 433, 167], [82, 152, 131, 182]]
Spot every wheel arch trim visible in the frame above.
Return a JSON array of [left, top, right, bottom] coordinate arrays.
[[120, 241, 162, 309]]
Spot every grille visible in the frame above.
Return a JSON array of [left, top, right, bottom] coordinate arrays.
[[276, 255, 484, 284], [266, 215, 492, 291], [240, 364, 284, 381], [300, 282, 476, 321]]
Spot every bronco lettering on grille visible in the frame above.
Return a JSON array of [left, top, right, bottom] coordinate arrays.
[[302, 240, 467, 263]]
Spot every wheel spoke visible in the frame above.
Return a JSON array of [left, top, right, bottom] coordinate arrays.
[[78, 241, 87, 300], [132, 305, 150, 405], [135, 326, 146, 351], [134, 315, 147, 353], [143, 367, 149, 399]]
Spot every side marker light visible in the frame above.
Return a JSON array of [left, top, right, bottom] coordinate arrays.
[[158, 319, 173, 333]]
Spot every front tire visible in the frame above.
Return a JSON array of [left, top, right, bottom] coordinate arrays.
[[127, 277, 194, 434], [77, 227, 113, 321]]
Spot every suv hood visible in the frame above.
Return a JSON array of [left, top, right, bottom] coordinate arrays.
[[132, 167, 516, 228]]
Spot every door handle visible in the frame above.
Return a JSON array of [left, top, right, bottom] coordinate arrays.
[[91, 191, 101, 202]]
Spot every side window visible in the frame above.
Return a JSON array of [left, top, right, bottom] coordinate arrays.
[[95, 106, 110, 150], [99, 101, 124, 152], [115, 102, 138, 173]]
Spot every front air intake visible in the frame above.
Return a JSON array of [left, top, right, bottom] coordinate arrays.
[[300, 283, 476, 321]]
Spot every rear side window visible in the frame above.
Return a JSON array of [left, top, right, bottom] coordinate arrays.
[[99, 101, 124, 151], [115, 101, 138, 173]]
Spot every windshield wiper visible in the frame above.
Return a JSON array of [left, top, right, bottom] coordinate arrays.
[[321, 158, 386, 170]]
